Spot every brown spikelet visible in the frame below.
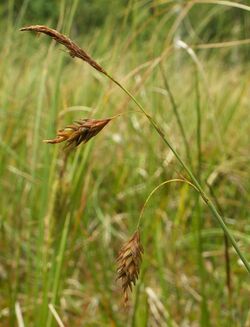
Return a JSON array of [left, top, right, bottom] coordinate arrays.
[[44, 118, 111, 149], [20, 25, 107, 74], [116, 230, 143, 306]]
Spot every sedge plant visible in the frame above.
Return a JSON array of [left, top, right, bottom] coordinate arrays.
[[19, 24, 250, 306]]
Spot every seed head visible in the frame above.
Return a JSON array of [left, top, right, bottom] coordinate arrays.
[[117, 230, 143, 306], [20, 25, 107, 74], [44, 118, 111, 149]]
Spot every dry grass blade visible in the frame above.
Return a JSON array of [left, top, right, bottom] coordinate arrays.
[[44, 118, 111, 149], [117, 230, 143, 306], [20, 25, 107, 74]]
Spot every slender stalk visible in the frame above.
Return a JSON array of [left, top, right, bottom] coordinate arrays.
[[48, 304, 65, 327], [207, 183, 232, 297], [104, 72, 250, 274], [15, 302, 25, 327], [137, 178, 199, 228], [46, 214, 70, 327], [223, 232, 232, 295], [131, 269, 145, 327], [195, 71, 202, 180], [159, 62, 193, 168], [195, 197, 210, 326], [195, 70, 210, 326]]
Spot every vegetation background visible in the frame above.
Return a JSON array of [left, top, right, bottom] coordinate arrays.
[[0, 0, 249, 326]]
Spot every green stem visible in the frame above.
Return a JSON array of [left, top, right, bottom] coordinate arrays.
[[137, 178, 199, 229], [46, 214, 70, 327], [105, 73, 250, 274], [195, 70, 210, 326], [159, 63, 193, 169]]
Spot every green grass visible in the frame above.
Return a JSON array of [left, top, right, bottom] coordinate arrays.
[[0, 1, 250, 326]]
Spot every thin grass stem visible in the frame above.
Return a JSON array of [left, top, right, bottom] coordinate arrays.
[[46, 214, 70, 327], [137, 178, 199, 228], [48, 304, 65, 327], [104, 73, 250, 274], [159, 62, 193, 169], [15, 302, 25, 327], [194, 71, 210, 326]]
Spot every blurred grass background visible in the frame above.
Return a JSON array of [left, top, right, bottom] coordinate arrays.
[[0, 0, 249, 326]]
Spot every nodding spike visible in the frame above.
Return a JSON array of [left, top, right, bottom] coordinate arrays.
[[43, 118, 111, 150], [116, 230, 143, 306], [20, 25, 107, 74]]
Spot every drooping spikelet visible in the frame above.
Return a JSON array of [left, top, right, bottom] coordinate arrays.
[[117, 230, 144, 305], [20, 25, 107, 74], [44, 118, 111, 149]]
